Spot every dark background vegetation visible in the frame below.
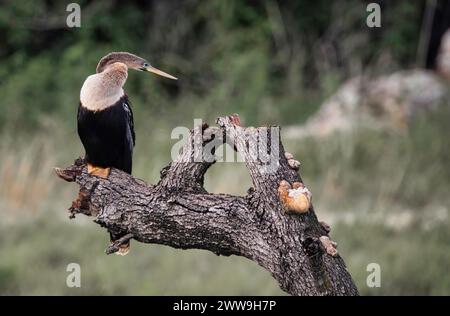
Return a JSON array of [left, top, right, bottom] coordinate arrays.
[[0, 0, 449, 295]]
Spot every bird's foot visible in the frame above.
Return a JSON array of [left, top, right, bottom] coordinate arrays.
[[87, 164, 110, 178], [105, 233, 134, 256], [115, 243, 130, 256]]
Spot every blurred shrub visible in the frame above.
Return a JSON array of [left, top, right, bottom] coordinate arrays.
[[0, 0, 426, 130]]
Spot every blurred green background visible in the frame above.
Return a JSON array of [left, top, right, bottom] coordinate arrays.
[[0, 0, 449, 295]]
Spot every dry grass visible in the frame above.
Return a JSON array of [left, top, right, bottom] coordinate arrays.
[[0, 107, 449, 295]]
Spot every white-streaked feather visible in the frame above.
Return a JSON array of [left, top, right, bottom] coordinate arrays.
[[123, 102, 135, 150]]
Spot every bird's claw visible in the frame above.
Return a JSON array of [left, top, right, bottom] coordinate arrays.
[[87, 164, 110, 178]]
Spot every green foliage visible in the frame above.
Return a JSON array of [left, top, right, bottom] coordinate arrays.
[[336, 222, 450, 295], [1, 0, 448, 295], [0, 0, 425, 130]]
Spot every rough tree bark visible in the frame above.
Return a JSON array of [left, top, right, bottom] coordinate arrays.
[[55, 114, 358, 296]]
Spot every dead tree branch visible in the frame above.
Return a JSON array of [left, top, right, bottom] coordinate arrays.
[[55, 114, 358, 296]]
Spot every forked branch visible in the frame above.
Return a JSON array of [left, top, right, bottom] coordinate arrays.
[[55, 114, 358, 296]]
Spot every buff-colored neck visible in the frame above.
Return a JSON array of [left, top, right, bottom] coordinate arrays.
[[80, 62, 128, 111]]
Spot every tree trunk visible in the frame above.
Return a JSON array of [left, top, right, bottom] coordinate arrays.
[[55, 114, 358, 296]]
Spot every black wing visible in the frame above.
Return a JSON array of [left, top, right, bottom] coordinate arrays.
[[122, 97, 135, 174], [78, 94, 135, 174], [123, 99, 135, 147]]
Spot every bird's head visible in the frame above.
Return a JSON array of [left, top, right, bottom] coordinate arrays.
[[96, 52, 177, 80]]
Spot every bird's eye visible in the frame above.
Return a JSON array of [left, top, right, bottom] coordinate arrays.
[[143, 62, 149, 67]]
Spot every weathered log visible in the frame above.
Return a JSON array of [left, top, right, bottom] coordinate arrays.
[[55, 114, 358, 296]]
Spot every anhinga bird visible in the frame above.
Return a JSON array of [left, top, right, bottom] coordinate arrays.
[[78, 52, 177, 255], [78, 52, 176, 177]]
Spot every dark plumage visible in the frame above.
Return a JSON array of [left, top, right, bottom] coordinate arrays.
[[78, 94, 135, 174]]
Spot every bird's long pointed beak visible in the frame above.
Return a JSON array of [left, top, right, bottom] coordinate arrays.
[[144, 66, 177, 80]]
